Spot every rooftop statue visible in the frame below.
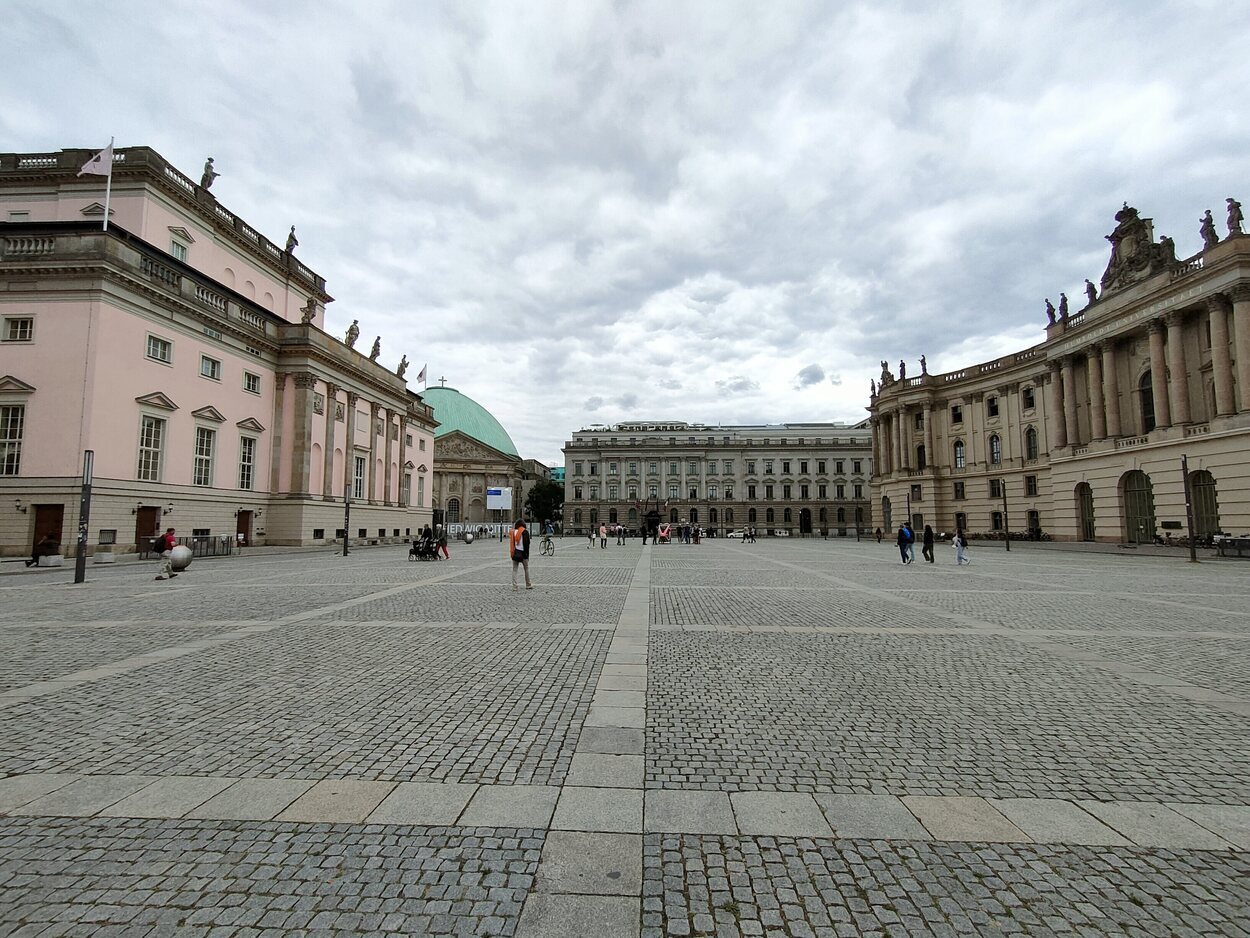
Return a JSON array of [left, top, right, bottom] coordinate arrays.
[[286, 225, 299, 254], [1084, 279, 1098, 305], [919, 354, 928, 376], [397, 355, 409, 378], [345, 319, 360, 348], [1159, 234, 1176, 263], [1200, 209, 1220, 249], [369, 337, 381, 361], [300, 299, 316, 324], [870, 378, 877, 397], [1229, 198, 1244, 236], [898, 359, 906, 380], [1101, 202, 1170, 293], [879, 360, 893, 384], [1045, 298, 1056, 325], [1058, 293, 1068, 320], [200, 157, 220, 190]]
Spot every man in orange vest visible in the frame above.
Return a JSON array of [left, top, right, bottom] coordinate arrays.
[[509, 519, 532, 591]]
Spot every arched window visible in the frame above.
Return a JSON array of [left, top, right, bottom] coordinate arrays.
[[709, 508, 718, 524], [989, 435, 1002, 465], [725, 508, 733, 524], [765, 508, 775, 524], [670, 508, 679, 523], [608, 508, 618, 523], [590, 509, 598, 526], [1024, 427, 1039, 461], [819, 507, 828, 523], [953, 440, 966, 468], [1139, 372, 1156, 433], [747, 508, 756, 524], [573, 509, 582, 525], [836, 507, 845, 523], [627, 508, 637, 523], [783, 507, 792, 523], [690, 509, 699, 523], [446, 498, 461, 524], [1190, 470, 1220, 536]]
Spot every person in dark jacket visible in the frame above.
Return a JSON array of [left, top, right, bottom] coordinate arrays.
[[27, 534, 60, 567], [896, 525, 910, 564], [510, 520, 532, 591], [922, 524, 935, 563]]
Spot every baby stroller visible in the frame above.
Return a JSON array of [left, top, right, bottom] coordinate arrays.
[[657, 523, 672, 544], [408, 536, 439, 561]]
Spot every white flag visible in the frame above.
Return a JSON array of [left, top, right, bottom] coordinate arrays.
[[416, 363, 427, 386], [78, 142, 114, 177]]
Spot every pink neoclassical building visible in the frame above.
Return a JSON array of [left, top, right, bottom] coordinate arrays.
[[0, 145, 436, 558]]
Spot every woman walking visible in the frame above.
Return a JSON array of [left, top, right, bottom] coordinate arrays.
[[896, 525, 911, 564], [954, 528, 970, 565], [922, 524, 935, 563], [599, 523, 608, 549]]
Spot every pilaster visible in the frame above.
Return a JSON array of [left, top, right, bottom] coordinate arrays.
[[1231, 284, 1250, 413], [1086, 344, 1106, 440], [1148, 319, 1171, 428], [1165, 311, 1190, 425], [1208, 295, 1235, 416]]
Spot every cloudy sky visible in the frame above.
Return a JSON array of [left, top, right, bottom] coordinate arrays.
[[5, 1, 1247, 466]]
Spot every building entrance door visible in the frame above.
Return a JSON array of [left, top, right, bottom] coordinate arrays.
[[1121, 470, 1155, 544], [1076, 483, 1095, 541], [236, 510, 253, 547], [33, 504, 64, 553], [798, 508, 812, 534], [1191, 470, 1220, 537], [135, 506, 161, 552]]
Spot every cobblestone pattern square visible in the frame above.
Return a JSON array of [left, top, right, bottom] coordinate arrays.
[[650, 568, 834, 589], [1048, 634, 1250, 697], [446, 565, 636, 587], [326, 583, 628, 624], [651, 588, 934, 630], [0, 625, 224, 691], [0, 626, 611, 784], [647, 632, 1250, 802], [642, 833, 1250, 938], [0, 816, 542, 937]]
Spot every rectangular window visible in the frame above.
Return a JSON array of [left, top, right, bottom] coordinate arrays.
[[799, 484, 809, 499], [589, 462, 598, 475], [954, 481, 966, 500], [1025, 474, 1039, 497], [748, 484, 757, 499], [818, 484, 827, 499], [991, 510, 1004, 531], [2, 317, 34, 342], [951, 404, 963, 423], [609, 462, 619, 474], [852, 461, 862, 474], [764, 460, 774, 474], [765, 484, 775, 499], [313, 528, 326, 540], [574, 486, 583, 500], [146, 335, 172, 363], [989, 478, 1003, 498], [910, 484, 922, 501], [648, 461, 657, 474], [171, 241, 188, 262], [574, 461, 584, 475], [835, 461, 844, 474], [817, 461, 826, 474], [589, 485, 599, 500], [668, 483, 679, 499], [799, 461, 808, 474], [987, 396, 1000, 418], [193, 426, 215, 486], [136, 415, 165, 481], [203, 326, 222, 340], [913, 412, 924, 430], [708, 484, 718, 500], [688, 485, 698, 499], [416, 475, 425, 507], [955, 512, 967, 531], [608, 484, 618, 500], [853, 484, 863, 498], [200, 355, 222, 381], [688, 460, 698, 475], [238, 436, 256, 490], [669, 462, 678, 475], [1022, 387, 1036, 410], [243, 372, 261, 394], [708, 460, 717, 474], [629, 461, 638, 474], [353, 455, 366, 500], [0, 404, 24, 475], [782, 461, 791, 474], [649, 484, 658, 498], [724, 460, 734, 473], [628, 485, 638, 499], [836, 484, 845, 498], [746, 460, 755, 474], [782, 484, 791, 499], [725, 485, 734, 500]]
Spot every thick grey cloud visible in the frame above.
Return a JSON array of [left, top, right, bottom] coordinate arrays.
[[794, 364, 825, 388], [6, 1, 1248, 466]]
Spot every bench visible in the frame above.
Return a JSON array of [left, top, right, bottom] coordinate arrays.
[[1215, 537, 1250, 558]]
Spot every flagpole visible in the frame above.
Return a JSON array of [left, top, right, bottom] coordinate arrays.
[[101, 137, 114, 232]]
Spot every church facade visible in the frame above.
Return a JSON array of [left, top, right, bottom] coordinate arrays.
[[0, 145, 437, 557], [869, 201, 1250, 542]]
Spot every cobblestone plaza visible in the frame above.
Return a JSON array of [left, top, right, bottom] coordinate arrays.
[[1, 540, 1248, 937]]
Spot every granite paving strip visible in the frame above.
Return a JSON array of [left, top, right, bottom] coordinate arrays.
[[515, 894, 640, 938], [644, 789, 738, 835], [904, 794, 1033, 842], [1167, 802, 1250, 849], [552, 785, 644, 833], [578, 726, 645, 755], [814, 792, 933, 841], [7, 775, 159, 817], [534, 831, 644, 895], [182, 778, 315, 820], [988, 796, 1132, 846], [0, 773, 79, 812], [366, 780, 478, 825], [97, 775, 236, 818], [731, 791, 834, 837], [459, 784, 561, 828], [1078, 799, 1237, 849], [567, 752, 646, 788], [275, 778, 395, 823]]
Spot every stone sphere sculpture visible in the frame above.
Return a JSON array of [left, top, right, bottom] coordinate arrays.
[[463, 533, 474, 545], [169, 544, 194, 571]]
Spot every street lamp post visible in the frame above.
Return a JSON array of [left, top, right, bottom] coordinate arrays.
[[1001, 478, 1011, 552], [1181, 453, 1198, 563]]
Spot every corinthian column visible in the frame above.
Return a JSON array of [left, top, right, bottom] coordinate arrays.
[[1047, 362, 1066, 450], [1101, 343, 1122, 438], [1208, 296, 1235, 416], [290, 372, 317, 495], [891, 412, 902, 474], [1086, 345, 1106, 440], [383, 408, 395, 506], [1231, 285, 1250, 413], [367, 402, 380, 503], [397, 416, 408, 506], [898, 408, 910, 470], [345, 393, 359, 498], [1061, 356, 1079, 446], [923, 405, 935, 469], [322, 382, 338, 497], [1165, 312, 1190, 425], [1148, 320, 1171, 428]]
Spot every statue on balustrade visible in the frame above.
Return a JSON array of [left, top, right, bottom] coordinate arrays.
[[200, 157, 219, 190], [870, 379, 877, 398], [879, 360, 894, 385], [286, 226, 299, 254], [1228, 198, 1244, 236], [1200, 209, 1220, 249], [919, 355, 928, 376], [1084, 279, 1098, 305], [345, 319, 360, 348], [1044, 299, 1056, 324], [898, 359, 906, 380], [300, 299, 316, 324], [1159, 234, 1176, 263], [1101, 202, 1172, 293], [369, 337, 382, 361], [1057, 294, 1068, 320], [396, 355, 409, 378]]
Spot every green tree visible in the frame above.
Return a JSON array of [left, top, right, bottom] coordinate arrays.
[[525, 479, 565, 527]]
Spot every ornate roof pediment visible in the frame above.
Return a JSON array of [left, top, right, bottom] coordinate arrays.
[[80, 202, 114, 218], [435, 430, 519, 464], [0, 375, 36, 395], [136, 391, 178, 411], [236, 417, 266, 432], [167, 226, 196, 243], [191, 405, 226, 422]]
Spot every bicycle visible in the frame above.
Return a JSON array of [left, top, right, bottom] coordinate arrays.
[[540, 535, 555, 556]]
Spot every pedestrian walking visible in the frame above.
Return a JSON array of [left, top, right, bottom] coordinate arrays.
[[896, 524, 910, 564], [587, 528, 594, 549], [875, 527, 883, 543], [599, 523, 608, 548], [904, 522, 917, 563], [922, 524, 935, 563], [510, 519, 533, 590], [954, 528, 971, 565], [154, 527, 178, 580], [617, 524, 626, 546], [436, 526, 450, 560], [26, 533, 59, 568]]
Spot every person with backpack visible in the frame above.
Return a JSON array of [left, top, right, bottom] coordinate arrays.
[[922, 524, 935, 563], [954, 528, 971, 565], [154, 527, 178, 580], [510, 519, 532, 591], [896, 524, 911, 564]]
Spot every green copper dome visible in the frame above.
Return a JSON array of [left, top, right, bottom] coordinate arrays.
[[422, 386, 520, 458]]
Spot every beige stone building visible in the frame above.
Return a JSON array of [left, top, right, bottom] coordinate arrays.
[[563, 421, 873, 536], [870, 201, 1250, 542]]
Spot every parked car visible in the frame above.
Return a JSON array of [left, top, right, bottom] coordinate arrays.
[[727, 530, 746, 538]]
